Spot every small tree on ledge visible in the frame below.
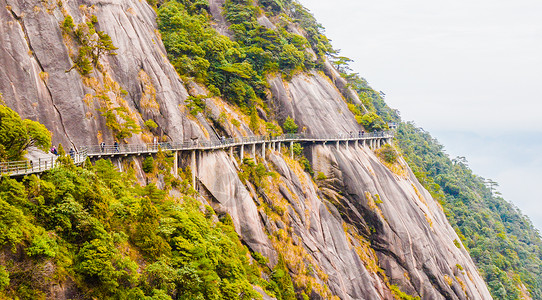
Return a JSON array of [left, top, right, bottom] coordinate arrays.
[[283, 116, 298, 134]]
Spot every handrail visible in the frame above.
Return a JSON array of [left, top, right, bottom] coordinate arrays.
[[0, 131, 393, 176]]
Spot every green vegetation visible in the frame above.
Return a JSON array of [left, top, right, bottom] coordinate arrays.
[[186, 95, 207, 116], [61, 15, 118, 75], [0, 156, 277, 299], [157, 0, 328, 111], [0, 104, 51, 161], [99, 107, 141, 140], [390, 284, 420, 300], [0, 111, 282, 299], [376, 144, 398, 164], [145, 119, 158, 130], [396, 122, 542, 299], [158, 1, 264, 108], [239, 157, 271, 188], [282, 116, 298, 134]]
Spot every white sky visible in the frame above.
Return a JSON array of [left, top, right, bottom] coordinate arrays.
[[297, 0, 542, 230]]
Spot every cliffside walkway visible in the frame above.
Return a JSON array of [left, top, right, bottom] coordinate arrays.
[[0, 131, 393, 178]]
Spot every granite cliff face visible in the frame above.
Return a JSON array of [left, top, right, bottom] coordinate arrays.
[[0, 0, 492, 298]]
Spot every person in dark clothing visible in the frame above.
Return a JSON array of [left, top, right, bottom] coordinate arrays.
[[114, 141, 119, 153], [69, 148, 75, 159], [100, 142, 105, 152]]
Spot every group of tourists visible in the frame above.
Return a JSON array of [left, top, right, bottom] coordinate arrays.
[[50, 145, 77, 160], [100, 141, 120, 153]]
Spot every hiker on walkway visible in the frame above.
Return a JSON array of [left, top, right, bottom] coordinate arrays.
[[114, 141, 119, 153], [100, 142, 105, 152], [69, 148, 75, 159], [50, 146, 58, 156]]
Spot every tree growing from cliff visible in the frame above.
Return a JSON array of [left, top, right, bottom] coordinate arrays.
[[282, 116, 298, 134], [0, 105, 51, 161]]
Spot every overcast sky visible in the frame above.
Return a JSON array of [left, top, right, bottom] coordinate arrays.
[[297, 0, 542, 230]]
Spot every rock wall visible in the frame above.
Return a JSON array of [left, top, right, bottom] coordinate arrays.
[[268, 72, 492, 299], [0, 0, 205, 148]]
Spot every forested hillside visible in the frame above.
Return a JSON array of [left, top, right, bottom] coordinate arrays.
[[0, 103, 293, 299]]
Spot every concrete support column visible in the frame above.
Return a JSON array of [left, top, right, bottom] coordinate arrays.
[[346, 141, 349, 150], [336, 141, 340, 149], [240, 145, 244, 159], [191, 150, 196, 188], [262, 142, 266, 160], [252, 143, 256, 158], [229, 147, 233, 160], [278, 142, 281, 153], [290, 141, 294, 158], [355, 140, 358, 148], [173, 151, 178, 177]]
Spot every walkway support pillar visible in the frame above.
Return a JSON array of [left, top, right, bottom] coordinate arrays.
[[346, 141, 349, 150], [262, 142, 266, 160], [173, 151, 178, 177], [240, 145, 244, 159], [252, 143, 256, 159], [191, 150, 196, 189], [336, 141, 340, 150], [278, 142, 281, 153], [355, 140, 358, 148], [229, 147, 233, 160], [290, 141, 294, 158]]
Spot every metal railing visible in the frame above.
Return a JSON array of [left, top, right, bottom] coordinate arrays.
[[0, 131, 393, 176]]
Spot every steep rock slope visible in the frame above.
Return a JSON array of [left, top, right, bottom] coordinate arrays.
[[268, 72, 492, 299], [0, 0, 204, 147], [0, 0, 493, 299]]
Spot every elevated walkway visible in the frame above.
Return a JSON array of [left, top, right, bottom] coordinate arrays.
[[0, 131, 393, 178]]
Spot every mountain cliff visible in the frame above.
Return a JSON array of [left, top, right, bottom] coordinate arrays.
[[0, 0, 538, 299]]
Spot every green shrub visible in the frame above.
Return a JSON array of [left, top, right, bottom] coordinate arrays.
[[25, 232, 58, 258], [145, 119, 158, 130], [0, 265, 9, 291], [358, 112, 387, 132], [390, 284, 420, 300], [61, 15, 75, 32], [0, 105, 51, 161], [282, 116, 298, 134], [292, 143, 303, 157], [186, 96, 207, 116], [0, 198, 27, 248], [299, 157, 313, 176], [316, 172, 327, 181], [142, 156, 154, 174], [376, 144, 398, 164]]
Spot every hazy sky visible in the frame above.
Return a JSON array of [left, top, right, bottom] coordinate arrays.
[[297, 0, 542, 230]]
